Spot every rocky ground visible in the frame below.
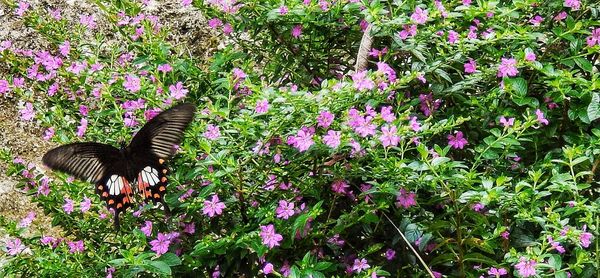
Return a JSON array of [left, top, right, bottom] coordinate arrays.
[[0, 0, 215, 236]]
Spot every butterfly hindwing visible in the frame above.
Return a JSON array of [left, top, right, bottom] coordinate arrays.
[[95, 174, 135, 229], [42, 142, 122, 183], [137, 160, 169, 205]]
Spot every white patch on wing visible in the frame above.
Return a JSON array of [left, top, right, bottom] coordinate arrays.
[[108, 175, 123, 196], [141, 166, 160, 185]]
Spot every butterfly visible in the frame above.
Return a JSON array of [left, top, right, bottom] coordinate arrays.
[[42, 103, 196, 228]]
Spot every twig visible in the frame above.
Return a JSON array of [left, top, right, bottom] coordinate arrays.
[[354, 24, 372, 72]]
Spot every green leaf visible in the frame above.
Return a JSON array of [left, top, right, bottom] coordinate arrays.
[[587, 93, 600, 121], [505, 77, 528, 97], [574, 57, 593, 73], [157, 253, 181, 267], [144, 261, 172, 275]]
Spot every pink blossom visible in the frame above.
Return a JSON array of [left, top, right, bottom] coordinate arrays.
[[464, 59, 477, 73], [80, 197, 91, 213], [525, 51, 537, 61], [396, 188, 417, 208], [203, 195, 226, 217], [419, 93, 441, 116], [380, 106, 396, 123], [259, 224, 283, 249], [276, 200, 295, 219], [497, 58, 519, 77], [38, 177, 50, 196], [488, 267, 507, 276], [68, 240, 84, 253], [351, 70, 374, 91], [586, 28, 600, 47], [204, 124, 221, 140], [317, 111, 334, 128], [263, 263, 274, 274], [6, 238, 25, 255], [288, 128, 315, 152], [0, 79, 9, 94], [331, 180, 350, 194], [411, 7, 428, 24], [352, 258, 370, 273], [59, 41, 70, 57], [208, 18, 223, 29], [20, 102, 35, 121], [150, 233, 171, 255], [323, 130, 341, 148], [181, 0, 192, 7], [472, 203, 484, 212], [63, 198, 74, 214], [291, 25, 302, 38], [448, 131, 468, 149], [183, 223, 195, 234], [18, 211, 36, 228], [222, 23, 233, 35], [564, 0, 580, 10], [15, 1, 29, 16], [580, 225, 593, 248], [514, 257, 537, 277], [447, 30, 459, 44], [278, 5, 288, 15], [76, 118, 88, 137], [499, 116, 515, 127], [409, 116, 422, 132], [123, 75, 141, 92], [554, 11, 567, 21], [169, 82, 188, 100], [380, 125, 400, 147], [141, 220, 152, 237], [157, 64, 173, 73], [529, 15, 544, 26], [398, 24, 418, 40], [255, 99, 269, 114], [535, 109, 549, 125], [376, 62, 397, 82], [79, 14, 97, 29]]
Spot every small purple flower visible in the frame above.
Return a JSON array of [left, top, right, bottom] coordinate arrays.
[[564, 0, 580, 10], [18, 211, 36, 228], [352, 258, 370, 273], [208, 18, 223, 29], [68, 240, 84, 253], [525, 51, 537, 61], [317, 111, 334, 128], [291, 25, 303, 38], [255, 99, 269, 114], [203, 124, 221, 140], [181, 0, 192, 7], [497, 58, 519, 77], [263, 263, 274, 274], [150, 232, 171, 255], [203, 195, 226, 217], [259, 224, 283, 249], [278, 5, 288, 15], [63, 198, 74, 214], [499, 116, 515, 127], [514, 257, 536, 277], [157, 64, 173, 73], [447, 30, 459, 44], [123, 75, 141, 92], [6, 238, 25, 255], [322, 130, 341, 148], [80, 197, 91, 213], [380, 106, 396, 123], [0, 79, 10, 94], [38, 177, 50, 196], [183, 222, 195, 234], [351, 70, 374, 91], [472, 203, 484, 212], [288, 128, 315, 152], [76, 118, 88, 137], [331, 180, 350, 194], [488, 267, 507, 276], [169, 82, 188, 100], [141, 220, 153, 237], [396, 188, 417, 208], [275, 200, 295, 219], [580, 225, 593, 248], [448, 131, 468, 149], [535, 109, 549, 125], [410, 7, 428, 24], [20, 102, 35, 121], [380, 125, 400, 147], [464, 59, 477, 73], [385, 249, 396, 260]]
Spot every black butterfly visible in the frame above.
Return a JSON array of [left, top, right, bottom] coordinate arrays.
[[42, 103, 196, 228]]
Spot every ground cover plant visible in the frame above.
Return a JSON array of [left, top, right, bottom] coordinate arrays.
[[0, 0, 599, 277]]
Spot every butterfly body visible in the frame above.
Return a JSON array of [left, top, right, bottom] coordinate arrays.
[[42, 103, 196, 228]]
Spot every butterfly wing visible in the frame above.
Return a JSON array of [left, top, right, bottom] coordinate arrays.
[[127, 103, 196, 159], [137, 162, 169, 205], [96, 173, 135, 228], [42, 142, 122, 183]]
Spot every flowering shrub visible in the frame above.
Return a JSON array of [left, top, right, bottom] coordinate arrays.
[[0, 0, 599, 277]]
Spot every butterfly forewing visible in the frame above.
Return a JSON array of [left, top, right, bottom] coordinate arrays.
[[127, 103, 196, 159], [42, 143, 121, 183]]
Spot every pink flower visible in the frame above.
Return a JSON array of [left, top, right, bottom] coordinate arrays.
[[38, 177, 50, 196], [380, 125, 400, 147], [203, 195, 226, 217], [275, 200, 295, 219], [68, 240, 84, 253], [409, 116, 421, 132], [288, 128, 315, 152], [6, 238, 25, 255], [464, 59, 477, 73], [63, 198, 74, 214], [564, 0, 580, 10], [398, 24, 418, 40], [317, 111, 334, 128], [351, 70, 374, 91], [497, 58, 519, 77], [15, 1, 29, 16], [208, 18, 223, 29], [150, 233, 171, 255], [419, 93, 441, 116], [448, 131, 468, 149], [255, 99, 269, 114], [291, 25, 302, 38], [529, 15, 544, 26], [554, 11, 567, 21], [499, 116, 515, 127], [380, 106, 396, 123], [157, 64, 173, 73], [169, 82, 188, 100], [580, 225, 593, 248], [263, 263, 274, 274], [447, 30, 459, 44], [18, 211, 36, 228], [535, 109, 549, 125], [322, 130, 341, 148], [501, 230, 510, 239], [0, 79, 9, 94], [586, 28, 600, 47], [106, 267, 116, 278], [396, 188, 417, 208], [80, 197, 91, 213], [259, 224, 283, 248], [514, 257, 536, 277], [123, 75, 141, 92], [385, 249, 396, 260], [411, 7, 428, 24], [352, 258, 370, 273], [141, 220, 152, 237], [376, 62, 397, 82], [278, 5, 288, 15], [525, 51, 537, 61], [124, 112, 138, 127], [471, 203, 484, 212], [20, 102, 35, 121], [59, 41, 70, 57], [79, 14, 97, 29], [222, 23, 233, 35], [204, 124, 221, 140], [181, 0, 192, 7], [331, 180, 350, 194], [547, 236, 565, 253], [183, 223, 195, 234], [79, 105, 89, 116], [488, 267, 507, 276]]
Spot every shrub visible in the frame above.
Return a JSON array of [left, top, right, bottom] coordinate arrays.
[[0, 0, 598, 277]]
